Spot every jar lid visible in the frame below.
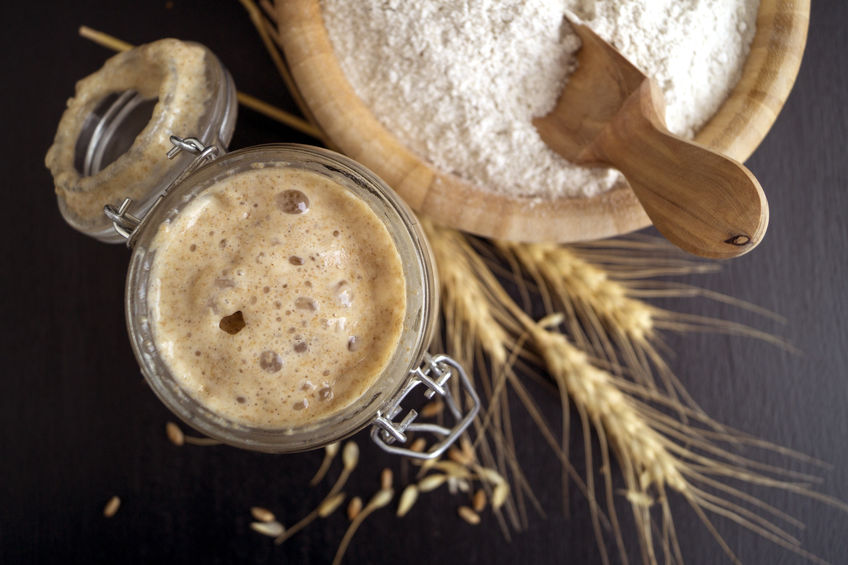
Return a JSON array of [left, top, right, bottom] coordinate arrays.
[[45, 38, 237, 243]]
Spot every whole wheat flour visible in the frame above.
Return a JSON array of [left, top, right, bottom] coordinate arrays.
[[321, 0, 760, 200]]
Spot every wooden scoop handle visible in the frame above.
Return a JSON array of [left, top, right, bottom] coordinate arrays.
[[581, 80, 769, 259]]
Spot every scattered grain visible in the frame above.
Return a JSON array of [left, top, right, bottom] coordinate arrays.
[[458, 506, 481, 525], [448, 446, 474, 466], [251, 520, 285, 537], [473, 465, 505, 485], [309, 442, 340, 486], [103, 496, 121, 518], [472, 489, 487, 512], [397, 485, 419, 518], [418, 474, 447, 493], [409, 437, 427, 453], [380, 468, 393, 490], [342, 441, 359, 471], [166, 421, 184, 446], [369, 488, 394, 510], [347, 496, 363, 520], [332, 489, 394, 565], [434, 461, 473, 480], [318, 492, 347, 518], [420, 399, 444, 418], [251, 506, 275, 523], [492, 483, 510, 510], [416, 456, 438, 473]]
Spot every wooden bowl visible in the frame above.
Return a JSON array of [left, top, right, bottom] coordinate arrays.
[[276, 0, 809, 243]]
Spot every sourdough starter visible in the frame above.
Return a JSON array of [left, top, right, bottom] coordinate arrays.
[[148, 167, 406, 428]]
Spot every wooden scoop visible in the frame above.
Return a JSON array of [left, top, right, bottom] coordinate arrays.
[[534, 14, 769, 259]]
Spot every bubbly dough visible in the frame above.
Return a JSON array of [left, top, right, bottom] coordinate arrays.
[[148, 167, 407, 429]]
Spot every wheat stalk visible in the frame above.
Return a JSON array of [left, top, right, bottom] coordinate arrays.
[[423, 219, 530, 533], [501, 235, 682, 498], [529, 321, 821, 565], [429, 224, 842, 564]]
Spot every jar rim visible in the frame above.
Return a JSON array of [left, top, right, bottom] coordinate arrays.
[[46, 39, 238, 243], [125, 144, 438, 452]]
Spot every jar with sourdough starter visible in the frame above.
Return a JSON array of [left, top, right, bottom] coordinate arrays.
[[45, 39, 479, 458]]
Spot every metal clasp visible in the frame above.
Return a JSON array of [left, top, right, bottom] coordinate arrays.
[[103, 198, 143, 240], [103, 135, 222, 247], [371, 353, 480, 460]]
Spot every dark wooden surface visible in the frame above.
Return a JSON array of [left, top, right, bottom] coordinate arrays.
[[2, 1, 846, 563]]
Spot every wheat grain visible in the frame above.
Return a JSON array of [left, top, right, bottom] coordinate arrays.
[[418, 474, 447, 493], [448, 447, 474, 466], [165, 422, 184, 446], [250, 507, 275, 523], [416, 456, 438, 474], [492, 483, 510, 510], [472, 489, 487, 512], [369, 489, 394, 509], [420, 399, 444, 418], [433, 461, 473, 480], [333, 489, 394, 565], [458, 506, 481, 525], [473, 465, 506, 486], [342, 441, 359, 471], [397, 485, 419, 517], [381, 468, 393, 491], [409, 438, 427, 453], [251, 521, 284, 537], [103, 496, 120, 518], [448, 476, 471, 494], [346, 497, 362, 521], [275, 442, 359, 545], [318, 493, 347, 518], [533, 327, 685, 485], [310, 442, 340, 486]]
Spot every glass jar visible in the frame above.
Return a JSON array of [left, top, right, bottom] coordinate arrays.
[[46, 39, 238, 243], [47, 39, 478, 458]]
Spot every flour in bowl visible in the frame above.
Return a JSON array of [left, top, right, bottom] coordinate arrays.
[[320, 0, 760, 200]]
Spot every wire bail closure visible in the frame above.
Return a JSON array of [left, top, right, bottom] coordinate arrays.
[[103, 135, 222, 247], [371, 353, 480, 460]]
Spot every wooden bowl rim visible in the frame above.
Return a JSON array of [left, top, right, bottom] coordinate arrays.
[[277, 0, 810, 243]]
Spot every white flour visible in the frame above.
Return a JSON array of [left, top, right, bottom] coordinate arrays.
[[321, 0, 759, 200]]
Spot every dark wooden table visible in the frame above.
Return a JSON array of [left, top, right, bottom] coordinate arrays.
[[2, 2, 846, 563]]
